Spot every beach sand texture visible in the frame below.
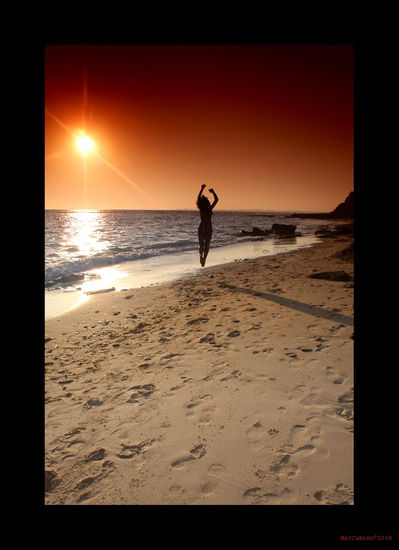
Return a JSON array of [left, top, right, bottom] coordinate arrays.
[[45, 236, 354, 505]]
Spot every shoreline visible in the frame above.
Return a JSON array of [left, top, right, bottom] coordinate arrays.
[[45, 235, 320, 320], [45, 235, 354, 505]]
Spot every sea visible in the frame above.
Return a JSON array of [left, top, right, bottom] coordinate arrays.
[[45, 209, 333, 319]]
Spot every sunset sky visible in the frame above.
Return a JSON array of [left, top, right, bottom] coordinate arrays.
[[45, 44, 353, 212]]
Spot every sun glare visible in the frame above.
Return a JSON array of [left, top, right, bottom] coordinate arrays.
[[76, 135, 94, 155]]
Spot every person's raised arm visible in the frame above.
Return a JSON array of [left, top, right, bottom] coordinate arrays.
[[209, 188, 219, 209], [197, 184, 206, 203]]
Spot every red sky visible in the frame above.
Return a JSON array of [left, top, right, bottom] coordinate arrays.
[[45, 44, 353, 211]]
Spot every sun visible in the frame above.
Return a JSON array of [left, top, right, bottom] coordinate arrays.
[[76, 135, 94, 155]]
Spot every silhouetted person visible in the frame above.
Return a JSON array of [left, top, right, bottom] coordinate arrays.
[[197, 184, 218, 266]]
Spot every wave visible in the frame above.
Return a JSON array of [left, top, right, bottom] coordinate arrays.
[[141, 239, 197, 250], [44, 236, 245, 287], [45, 242, 200, 284], [45, 251, 153, 283], [45, 210, 326, 290]]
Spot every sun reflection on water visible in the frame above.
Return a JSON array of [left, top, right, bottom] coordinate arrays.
[[59, 210, 127, 293], [63, 210, 109, 257]]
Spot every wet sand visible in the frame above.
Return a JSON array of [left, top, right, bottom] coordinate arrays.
[[45, 235, 354, 505]]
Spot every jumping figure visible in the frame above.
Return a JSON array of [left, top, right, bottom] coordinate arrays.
[[196, 184, 218, 266]]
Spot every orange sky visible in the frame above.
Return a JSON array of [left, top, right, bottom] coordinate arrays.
[[45, 44, 353, 212]]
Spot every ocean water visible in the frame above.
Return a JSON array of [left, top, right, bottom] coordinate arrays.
[[45, 209, 327, 318]]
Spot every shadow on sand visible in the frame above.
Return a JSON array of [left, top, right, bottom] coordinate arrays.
[[220, 283, 354, 327]]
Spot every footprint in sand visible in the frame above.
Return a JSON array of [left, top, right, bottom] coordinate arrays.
[[338, 390, 353, 404], [74, 463, 116, 502], [199, 464, 226, 497], [116, 439, 155, 459], [247, 421, 266, 449], [200, 480, 218, 495], [84, 448, 106, 462], [208, 463, 225, 476], [292, 444, 316, 457], [171, 444, 207, 469], [75, 474, 102, 492], [243, 486, 296, 504], [335, 388, 354, 422], [67, 438, 86, 449], [137, 362, 152, 371], [313, 483, 354, 505], [45, 469, 61, 492], [288, 424, 307, 446], [184, 395, 213, 417], [326, 366, 347, 385], [199, 333, 216, 345], [292, 385, 306, 395], [299, 388, 329, 408], [127, 384, 155, 403], [63, 427, 86, 440], [270, 454, 299, 479], [83, 398, 103, 410], [198, 405, 217, 425], [278, 421, 322, 465]]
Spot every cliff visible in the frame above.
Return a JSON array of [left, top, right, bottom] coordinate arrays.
[[288, 191, 354, 220]]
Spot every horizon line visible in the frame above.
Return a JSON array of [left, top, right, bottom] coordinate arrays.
[[44, 207, 327, 214]]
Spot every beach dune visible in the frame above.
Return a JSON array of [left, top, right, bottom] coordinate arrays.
[[45, 235, 354, 505]]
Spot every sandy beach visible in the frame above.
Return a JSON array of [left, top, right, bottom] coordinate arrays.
[[44, 233, 354, 505]]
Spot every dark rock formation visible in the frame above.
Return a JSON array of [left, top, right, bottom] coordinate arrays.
[[315, 228, 337, 238], [335, 223, 354, 236], [330, 191, 354, 218], [272, 223, 297, 236], [288, 191, 354, 220], [315, 223, 354, 238]]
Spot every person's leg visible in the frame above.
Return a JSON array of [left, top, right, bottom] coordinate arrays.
[[202, 229, 212, 265], [198, 226, 204, 254], [198, 226, 205, 265]]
